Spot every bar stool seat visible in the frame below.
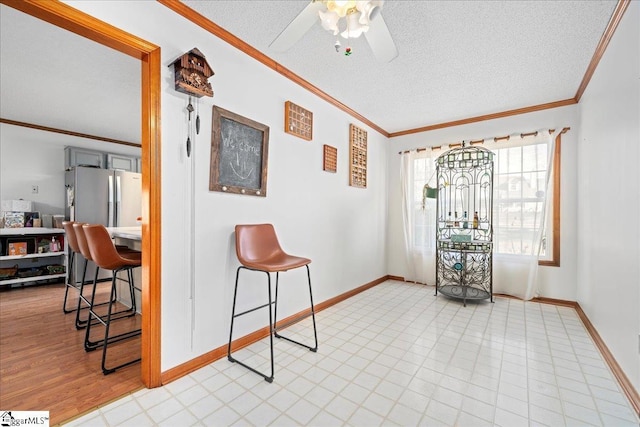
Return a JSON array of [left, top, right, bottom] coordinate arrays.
[[228, 224, 318, 383], [83, 223, 142, 375], [239, 252, 310, 272]]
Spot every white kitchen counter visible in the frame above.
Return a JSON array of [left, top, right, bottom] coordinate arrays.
[[106, 226, 141, 241]]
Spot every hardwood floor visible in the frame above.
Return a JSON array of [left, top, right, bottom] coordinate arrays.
[[0, 281, 143, 425]]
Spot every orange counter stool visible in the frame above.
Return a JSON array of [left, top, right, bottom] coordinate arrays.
[[83, 224, 142, 375], [228, 224, 318, 383], [72, 222, 139, 331]]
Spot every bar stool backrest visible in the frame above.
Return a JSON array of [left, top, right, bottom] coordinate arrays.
[[235, 224, 284, 267], [62, 221, 82, 253], [62, 221, 83, 253], [73, 222, 93, 261], [83, 224, 138, 270]]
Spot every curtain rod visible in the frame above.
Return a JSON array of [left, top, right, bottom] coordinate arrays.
[[398, 127, 570, 155]]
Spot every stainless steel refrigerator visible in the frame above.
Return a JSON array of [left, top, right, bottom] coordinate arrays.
[[65, 166, 142, 281]]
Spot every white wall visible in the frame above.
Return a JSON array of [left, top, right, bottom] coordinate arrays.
[[387, 105, 580, 301], [0, 123, 140, 215], [576, 0, 639, 391], [65, 1, 388, 371]]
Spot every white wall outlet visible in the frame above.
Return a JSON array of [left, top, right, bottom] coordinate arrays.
[[31, 185, 39, 194]]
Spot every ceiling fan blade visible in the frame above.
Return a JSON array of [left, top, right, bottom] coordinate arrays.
[[364, 14, 398, 63], [269, 2, 324, 52]]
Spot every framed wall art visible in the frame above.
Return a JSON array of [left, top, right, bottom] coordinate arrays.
[[284, 100, 313, 141], [323, 144, 337, 173], [349, 124, 367, 188], [209, 106, 270, 197]]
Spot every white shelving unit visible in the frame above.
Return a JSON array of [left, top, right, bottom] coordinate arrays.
[[0, 227, 66, 287]]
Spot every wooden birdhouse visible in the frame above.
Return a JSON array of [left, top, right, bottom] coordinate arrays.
[[170, 48, 214, 98]]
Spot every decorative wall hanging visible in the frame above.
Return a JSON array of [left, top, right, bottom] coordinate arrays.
[[323, 144, 337, 172], [170, 47, 215, 98], [210, 106, 270, 197], [284, 101, 313, 141], [349, 124, 367, 188], [186, 96, 195, 156], [170, 48, 215, 157]]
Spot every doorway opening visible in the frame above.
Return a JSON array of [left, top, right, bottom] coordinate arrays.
[[1, 0, 162, 402]]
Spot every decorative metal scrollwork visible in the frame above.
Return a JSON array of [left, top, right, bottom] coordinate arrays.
[[435, 144, 494, 306]]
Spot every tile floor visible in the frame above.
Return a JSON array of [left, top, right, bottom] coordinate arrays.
[[66, 280, 639, 426]]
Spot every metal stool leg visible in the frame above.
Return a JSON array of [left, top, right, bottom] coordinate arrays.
[[227, 266, 275, 383], [77, 262, 136, 331], [273, 265, 318, 352], [75, 262, 112, 329], [62, 251, 76, 313], [127, 269, 137, 312], [84, 266, 139, 351], [83, 266, 140, 370], [100, 266, 141, 375], [74, 259, 92, 329], [83, 266, 101, 351]]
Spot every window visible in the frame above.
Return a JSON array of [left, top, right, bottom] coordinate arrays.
[[411, 153, 438, 251], [409, 133, 561, 266], [492, 141, 552, 259]]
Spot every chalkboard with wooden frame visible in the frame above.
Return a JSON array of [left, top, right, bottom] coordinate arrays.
[[209, 106, 270, 197]]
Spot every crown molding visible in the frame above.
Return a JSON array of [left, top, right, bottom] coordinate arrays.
[[575, 0, 630, 102], [388, 99, 577, 138], [157, 0, 389, 137], [158, 0, 627, 138], [0, 118, 140, 147]]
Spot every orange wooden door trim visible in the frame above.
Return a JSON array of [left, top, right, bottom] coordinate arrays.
[[141, 47, 163, 389], [0, 0, 163, 388]]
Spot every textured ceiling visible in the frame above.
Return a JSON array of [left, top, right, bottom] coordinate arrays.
[[0, 1, 618, 142], [184, 0, 617, 133], [0, 4, 140, 144]]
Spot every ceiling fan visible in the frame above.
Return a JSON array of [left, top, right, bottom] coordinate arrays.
[[269, 0, 398, 63]]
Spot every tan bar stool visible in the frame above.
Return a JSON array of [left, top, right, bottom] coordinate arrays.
[[72, 223, 139, 331], [228, 224, 318, 383], [83, 224, 142, 374]]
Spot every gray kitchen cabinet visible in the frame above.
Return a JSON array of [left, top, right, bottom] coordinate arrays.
[[65, 147, 105, 169], [107, 153, 138, 172]]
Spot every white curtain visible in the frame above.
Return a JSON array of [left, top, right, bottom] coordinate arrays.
[[400, 131, 557, 300], [400, 150, 439, 284], [483, 130, 558, 300]]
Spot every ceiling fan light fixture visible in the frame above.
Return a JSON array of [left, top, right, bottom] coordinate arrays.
[[325, 0, 357, 18], [269, 0, 396, 61], [319, 9, 340, 35], [356, 0, 383, 24], [340, 11, 369, 39]]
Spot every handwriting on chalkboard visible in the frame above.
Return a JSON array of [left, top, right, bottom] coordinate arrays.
[[210, 106, 270, 197]]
